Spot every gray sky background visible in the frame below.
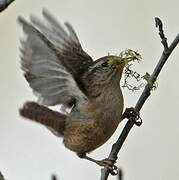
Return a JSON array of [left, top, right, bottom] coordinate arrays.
[[0, 0, 179, 180]]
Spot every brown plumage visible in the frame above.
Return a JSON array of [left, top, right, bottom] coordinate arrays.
[[20, 102, 66, 135], [18, 9, 130, 168]]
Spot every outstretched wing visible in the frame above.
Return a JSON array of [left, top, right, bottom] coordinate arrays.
[[30, 9, 93, 76], [18, 10, 93, 106]]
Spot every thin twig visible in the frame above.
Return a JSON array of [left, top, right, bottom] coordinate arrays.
[[0, 0, 15, 13], [118, 168, 123, 180], [0, 171, 5, 180], [155, 17, 168, 51], [100, 18, 179, 180], [51, 175, 57, 180]]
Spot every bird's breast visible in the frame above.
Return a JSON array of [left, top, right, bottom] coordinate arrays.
[[64, 86, 124, 153], [88, 87, 124, 146]]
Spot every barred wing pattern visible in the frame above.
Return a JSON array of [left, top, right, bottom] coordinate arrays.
[[18, 10, 93, 106]]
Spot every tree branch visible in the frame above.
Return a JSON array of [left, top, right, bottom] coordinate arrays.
[[0, 0, 15, 13], [155, 17, 168, 51], [51, 175, 58, 180], [100, 18, 179, 180], [0, 171, 5, 180], [117, 168, 123, 180]]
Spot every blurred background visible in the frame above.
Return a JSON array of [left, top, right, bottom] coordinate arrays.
[[0, 0, 179, 179]]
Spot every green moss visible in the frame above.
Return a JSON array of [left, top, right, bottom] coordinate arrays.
[[107, 49, 142, 68], [142, 73, 158, 90], [107, 49, 157, 91]]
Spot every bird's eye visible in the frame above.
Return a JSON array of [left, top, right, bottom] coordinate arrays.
[[101, 62, 108, 67]]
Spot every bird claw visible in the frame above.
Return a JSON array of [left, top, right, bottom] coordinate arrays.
[[108, 164, 118, 175], [135, 116, 142, 126], [122, 107, 142, 126], [98, 158, 118, 175]]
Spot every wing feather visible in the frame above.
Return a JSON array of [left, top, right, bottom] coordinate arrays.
[[30, 9, 93, 75], [18, 15, 89, 106]]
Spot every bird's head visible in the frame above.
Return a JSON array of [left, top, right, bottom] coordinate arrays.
[[82, 55, 132, 97]]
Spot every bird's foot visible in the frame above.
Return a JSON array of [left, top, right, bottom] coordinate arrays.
[[78, 153, 118, 175], [122, 107, 142, 126], [96, 158, 118, 175]]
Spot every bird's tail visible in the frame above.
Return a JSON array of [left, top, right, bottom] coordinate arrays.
[[19, 102, 66, 136]]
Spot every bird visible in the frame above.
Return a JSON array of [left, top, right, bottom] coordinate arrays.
[[18, 9, 135, 169]]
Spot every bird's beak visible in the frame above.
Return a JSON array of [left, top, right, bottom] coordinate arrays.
[[108, 56, 134, 69], [119, 57, 133, 67]]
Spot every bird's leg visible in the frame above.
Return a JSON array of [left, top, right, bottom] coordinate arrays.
[[122, 107, 142, 126], [77, 153, 118, 175]]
